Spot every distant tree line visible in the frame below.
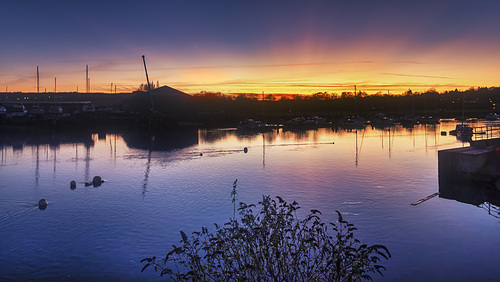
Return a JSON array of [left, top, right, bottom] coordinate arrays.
[[190, 87, 500, 121], [6, 85, 495, 127]]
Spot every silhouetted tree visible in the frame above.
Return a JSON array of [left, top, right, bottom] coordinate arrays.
[[137, 83, 157, 92]]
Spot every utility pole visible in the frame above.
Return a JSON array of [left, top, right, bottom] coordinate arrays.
[[86, 65, 89, 93], [37, 66, 39, 93]]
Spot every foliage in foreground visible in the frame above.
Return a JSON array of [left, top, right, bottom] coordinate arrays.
[[142, 189, 390, 281]]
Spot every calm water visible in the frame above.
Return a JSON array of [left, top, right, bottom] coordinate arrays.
[[1, 121, 500, 281]]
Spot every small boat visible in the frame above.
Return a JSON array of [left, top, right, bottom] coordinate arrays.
[[485, 113, 499, 121], [82, 104, 96, 113], [371, 113, 394, 128], [284, 116, 329, 128], [457, 130, 473, 141], [449, 124, 473, 137], [237, 119, 268, 131], [30, 105, 45, 115], [339, 115, 365, 129], [10, 104, 28, 117], [97, 107, 125, 114], [49, 105, 63, 114]]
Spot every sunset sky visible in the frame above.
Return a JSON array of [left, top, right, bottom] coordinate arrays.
[[1, 0, 499, 95]]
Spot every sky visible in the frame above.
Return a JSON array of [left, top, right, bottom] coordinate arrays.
[[1, 0, 500, 95]]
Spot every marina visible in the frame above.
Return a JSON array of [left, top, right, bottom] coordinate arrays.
[[2, 1, 500, 280]]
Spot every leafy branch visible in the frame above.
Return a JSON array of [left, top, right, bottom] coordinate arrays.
[[142, 181, 391, 281]]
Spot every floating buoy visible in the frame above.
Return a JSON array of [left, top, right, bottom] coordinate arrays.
[[332, 141, 335, 144], [38, 199, 48, 210], [92, 176, 104, 187], [70, 180, 76, 189], [243, 147, 248, 153], [200, 153, 203, 156]]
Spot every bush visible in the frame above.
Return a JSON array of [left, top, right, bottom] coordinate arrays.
[[142, 183, 390, 281]]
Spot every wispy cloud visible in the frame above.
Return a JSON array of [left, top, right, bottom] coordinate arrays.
[[150, 60, 427, 72], [170, 77, 470, 94], [379, 72, 453, 80]]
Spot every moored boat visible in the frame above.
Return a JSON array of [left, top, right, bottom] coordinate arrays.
[[82, 104, 96, 113], [10, 104, 28, 117], [49, 105, 63, 114], [339, 115, 365, 129], [283, 116, 329, 128], [449, 124, 473, 137], [237, 119, 269, 131], [30, 105, 45, 115], [485, 113, 499, 121]]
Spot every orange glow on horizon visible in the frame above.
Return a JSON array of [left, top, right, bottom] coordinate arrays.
[[2, 40, 499, 95]]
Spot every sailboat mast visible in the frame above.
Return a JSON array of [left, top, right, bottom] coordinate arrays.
[[462, 92, 465, 121], [262, 91, 265, 122], [354, 85, 358, 115]]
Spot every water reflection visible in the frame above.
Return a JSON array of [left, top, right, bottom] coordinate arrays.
[[0, 129, 199, 192], [121, 129, 198, 151], [0, 123, 463, 178], [197, 124, 449, 170], [199, 128, 235, 143], [120, 129, 199, 197], [439, 176, 500, 219], [3, 121, 500, 281], [34, 145, 40, 185], [0, 130, 94, 149], [84, 142, 91, 182], [200, 127, 333, 144]]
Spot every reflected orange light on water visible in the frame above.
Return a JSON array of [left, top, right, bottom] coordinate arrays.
[[195, 123, 472, 199]]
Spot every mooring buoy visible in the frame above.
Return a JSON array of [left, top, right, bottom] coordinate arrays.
[[92, 176, 104, 187], [38, 199, 48, 210], [244, 147, 248, 153]]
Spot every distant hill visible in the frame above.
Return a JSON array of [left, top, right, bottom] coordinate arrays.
[[124, 86, 196, 117]]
